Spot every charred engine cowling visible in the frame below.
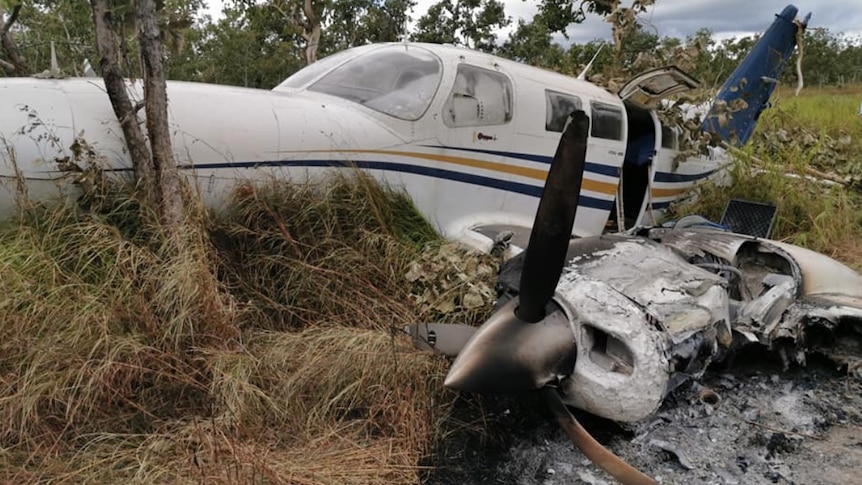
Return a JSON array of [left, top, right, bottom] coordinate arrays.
[[492, 228, 862, 422], [495, 234, 734, 421]]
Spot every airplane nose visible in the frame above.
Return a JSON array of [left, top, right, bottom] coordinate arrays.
[[444, 298, 577, 394]]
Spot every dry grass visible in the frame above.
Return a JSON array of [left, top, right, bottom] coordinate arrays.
[[1, 330, 450, 485], [0, 173, 498, 484], [211, 174, 441, 331]]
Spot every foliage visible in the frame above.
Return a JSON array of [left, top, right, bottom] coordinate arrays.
[[405, 242, 498, 323], [752, 88, 862, 181], [498, 17, 566, 67], [5, 1, 860, 92], [0, 0, 204, 78], [2, 0, 96, 76], [411, 0, 510, 52], [169, 0, 415, 88]]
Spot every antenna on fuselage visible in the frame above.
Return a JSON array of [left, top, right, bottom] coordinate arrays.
[[577, 44, 604, 80]]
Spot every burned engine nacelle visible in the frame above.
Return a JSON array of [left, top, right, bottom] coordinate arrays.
[[494, 228, 862, 422]]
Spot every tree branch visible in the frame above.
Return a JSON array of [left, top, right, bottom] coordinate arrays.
[[1, 4, 22, 36], [0, 57, 14, 73], [1, 3, 30, 75]]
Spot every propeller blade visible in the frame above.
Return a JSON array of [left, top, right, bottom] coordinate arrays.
[[517, 111, 589, 323], [444, 112, 587, 393], [443, 299, 576, 393], [542, 388, 658, 485]]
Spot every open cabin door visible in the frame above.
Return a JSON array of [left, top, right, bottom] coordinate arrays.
[[618, 66, 700, 110], [616, 66, 700, 230]]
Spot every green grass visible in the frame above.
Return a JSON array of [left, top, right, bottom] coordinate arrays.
[[766, 85, 862, 135], [754, 85, 862, 174]]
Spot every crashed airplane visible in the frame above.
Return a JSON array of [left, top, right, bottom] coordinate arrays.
[[410, 112, 862, 420], [1, 3, 855, 482], [408, 107, 862, 484], [0, 2, 805, 252], [401, 3, 857, 423]]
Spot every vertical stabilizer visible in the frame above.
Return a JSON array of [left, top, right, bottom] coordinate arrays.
[[701, 5, 810, 146]]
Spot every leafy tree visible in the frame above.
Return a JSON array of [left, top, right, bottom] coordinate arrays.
[[183, 0, 416, 88], [171, 3, 305, 87], [562, 39, 613, 77], [782, 28, 862, 87], [531, 0, 614, 37], [411, 0, 509, 52], [499, 18, 565, 68], [326, 0, 415, 51], [1, 1, 96, 76], [0, 0, 201, 78]]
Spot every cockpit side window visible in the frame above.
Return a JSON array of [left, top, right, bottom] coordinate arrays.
[[590, 101, 623, 140], [443, 64, 513, 127], [545, 90, 582, 132], [305, 46, 442, 121]]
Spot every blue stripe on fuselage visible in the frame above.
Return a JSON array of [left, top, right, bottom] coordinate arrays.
[[176, 158, 614, 211], [653, 170, 716, 183]]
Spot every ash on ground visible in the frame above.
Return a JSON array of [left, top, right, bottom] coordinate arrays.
[[426, 350, 862, 485]]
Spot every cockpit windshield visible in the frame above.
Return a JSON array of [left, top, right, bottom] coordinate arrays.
[[279, 49, 357, 89], [305, 45, 442, 121]]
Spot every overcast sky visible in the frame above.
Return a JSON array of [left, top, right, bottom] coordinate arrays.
[[408, 0, 860, 44]]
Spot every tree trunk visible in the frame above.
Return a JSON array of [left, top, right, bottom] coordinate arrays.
[[302, 0, 320, 65], [90, 0, 155, 191], [135, 0, 185, 233], [0, 4, 30, 76], [89, 1, 234, 347]]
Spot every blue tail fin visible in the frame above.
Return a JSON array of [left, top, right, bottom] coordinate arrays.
[[701, 5, 810, 146]]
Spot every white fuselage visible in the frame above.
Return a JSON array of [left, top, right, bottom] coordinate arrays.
[[0, 43, 723, 245]]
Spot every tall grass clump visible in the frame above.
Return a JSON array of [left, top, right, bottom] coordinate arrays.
[[211, 172, 442, 331], [0, 171, 499, 484]]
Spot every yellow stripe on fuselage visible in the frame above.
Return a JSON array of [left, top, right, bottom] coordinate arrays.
[[297, 148, 619, 196], [650, 186, 691, 198]]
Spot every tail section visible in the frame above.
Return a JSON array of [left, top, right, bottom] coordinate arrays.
[[701, 5, 810, 146]]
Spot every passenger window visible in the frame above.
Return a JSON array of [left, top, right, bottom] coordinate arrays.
[[443, 64, 513, 127], [545, 90, 582, 132], [661, 124, 677, 149], [590, 101, 623, 140]]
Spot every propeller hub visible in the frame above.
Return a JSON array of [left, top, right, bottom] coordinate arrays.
[[444, 298, 577, 394]]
